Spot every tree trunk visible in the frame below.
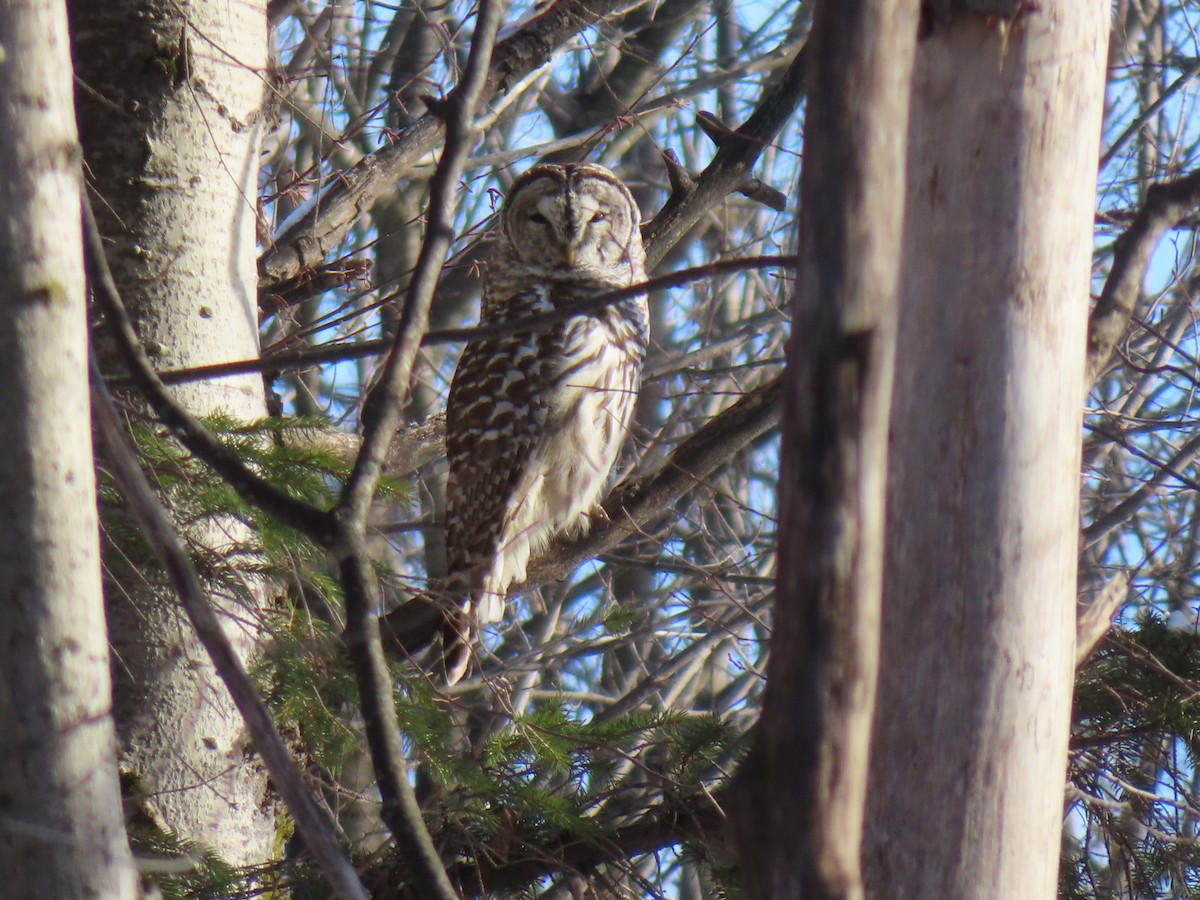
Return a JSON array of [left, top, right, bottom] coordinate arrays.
[[0, 1, 137, 895], [727, 2, 917, 897], [863, 5, 1109, 897], [72, 0, 277, 865]]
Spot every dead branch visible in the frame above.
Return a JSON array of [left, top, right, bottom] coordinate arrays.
[[380, 374, 783, 654], [1076, 574, 1131, 668], [1087, 167, 1200, 386], [328, 2, 507, 897]]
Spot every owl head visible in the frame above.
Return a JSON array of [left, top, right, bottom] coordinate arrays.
[[494, 163, 646, 286]]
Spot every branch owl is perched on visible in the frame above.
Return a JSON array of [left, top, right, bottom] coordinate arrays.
[[437, 163, 648, 684]]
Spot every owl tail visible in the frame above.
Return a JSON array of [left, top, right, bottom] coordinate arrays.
[[376, 585, 473, 685], [436, 573, 507, 685], [438, 606, 473, 686]]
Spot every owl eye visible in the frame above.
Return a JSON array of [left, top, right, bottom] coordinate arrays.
[[590, 211, 608, 223], [529, 212, 550, 225]]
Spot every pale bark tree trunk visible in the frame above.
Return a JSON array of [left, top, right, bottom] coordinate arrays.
[[0, 1, 137, 896], [728, 2, 917, 897], [72, 0, 277, 865], [863, 4, 1109, 897]]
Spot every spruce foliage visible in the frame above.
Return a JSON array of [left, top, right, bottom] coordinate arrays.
[[100, 414, 744, 896]]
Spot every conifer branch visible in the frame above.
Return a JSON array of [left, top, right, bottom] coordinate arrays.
[[446, 798, 725, 896], [89, 356, 368, 900]]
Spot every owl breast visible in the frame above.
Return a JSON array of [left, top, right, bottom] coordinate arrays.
[[540, 299, 646, 532], [479, 297, 647, 614]]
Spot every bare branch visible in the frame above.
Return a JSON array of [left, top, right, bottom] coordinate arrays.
[[155, 259, 796, 389], [1076, 573, 1130, 667], [642, 41, 808, 269], [419, 256, 798, 347], [259, 259, 373, 319], [332, 2, 507, 897], [1081, 427, 1200, 549], [381, 374, 783, 654], [661, 142, 788, 213], [661, 147, 697, 197], [1100, 57, 1200, 170], [528, 375, 783, 585], [542, 0, 707, 137], [1087, 167, 1200, 386], [284, 413, 447, 480]]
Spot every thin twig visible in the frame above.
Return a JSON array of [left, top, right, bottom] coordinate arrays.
[[89, 355, 368, 900], [259, 0, 634, 288], [420, 255, 798, 346], [258, 3, 804, 291], [1100, 57, 1200, 170], [341, 12, 505, 521], [642, 42, 808, 269], [151, 255, 796, 387], [1081, 427, 1200, 549]]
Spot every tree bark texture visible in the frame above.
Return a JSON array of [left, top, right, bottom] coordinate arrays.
[[0, 1, 138, 896], [727, 2, 917, 898], [72, 0, 276, 864], [863, 5, 1109, 897]]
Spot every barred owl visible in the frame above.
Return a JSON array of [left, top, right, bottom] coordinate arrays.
[[437, 163, 648, 684]]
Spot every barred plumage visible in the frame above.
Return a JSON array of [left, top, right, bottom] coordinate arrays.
[[438, 163, 648, 684]]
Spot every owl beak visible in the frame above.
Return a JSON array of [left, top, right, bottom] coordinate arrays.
[[564, 244, 577, 267]]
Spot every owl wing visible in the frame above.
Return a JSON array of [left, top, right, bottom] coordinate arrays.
[[440, 302, 558, 681], [444, 328, 551, 582]]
